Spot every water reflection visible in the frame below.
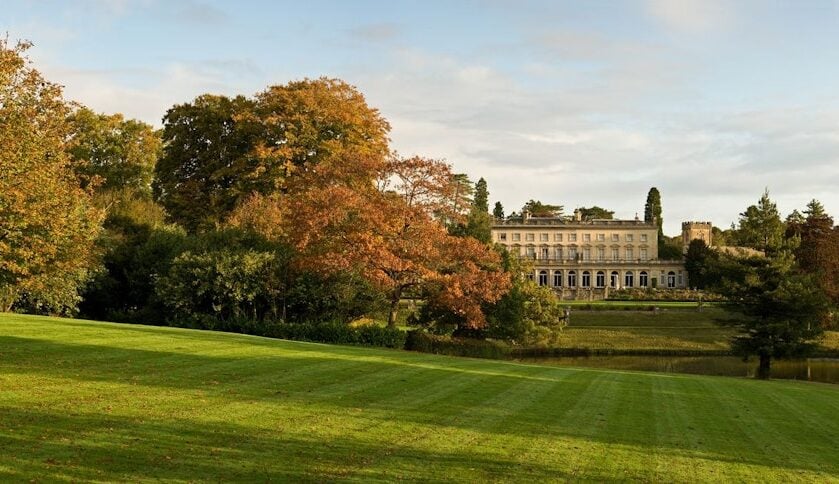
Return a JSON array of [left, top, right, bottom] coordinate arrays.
[[517, 356, 839, 384]]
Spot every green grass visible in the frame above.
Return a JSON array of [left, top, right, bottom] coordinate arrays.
[[556, 308, 736, 351], [553, 308, 839, 353], [1, 314, 838, 481], [563, 300, 719, 308]]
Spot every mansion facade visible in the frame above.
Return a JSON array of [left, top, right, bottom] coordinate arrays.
[[492, 210, 707, 298]]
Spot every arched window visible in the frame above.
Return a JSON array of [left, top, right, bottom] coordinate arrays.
[[610, 271, 619, 288], [582, 271, 591, 288], [540, 246, 549, 260], [527, 271, 534, 281], [595, 271, 605, 288], [625, 271, 634, 288], [639, 271, 648, 287], [538, 270, 548, 286], [667, 271, 676, 288], [553, 270, 562, 287], [568, 270, 577, 287]]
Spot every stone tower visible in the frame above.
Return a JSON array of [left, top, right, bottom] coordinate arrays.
[[682, 221, 712, 250]]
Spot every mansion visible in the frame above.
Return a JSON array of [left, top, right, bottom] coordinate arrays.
[[492, 210, 712, 298]]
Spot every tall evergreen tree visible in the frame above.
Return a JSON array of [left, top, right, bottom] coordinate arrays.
[[473, 178, 489, 213], [493, 201, 504, 219], [644, 187, 663, 239], [736, 189, 784, 255]]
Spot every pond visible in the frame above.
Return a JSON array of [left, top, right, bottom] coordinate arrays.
[[516, 356, 839, 384]]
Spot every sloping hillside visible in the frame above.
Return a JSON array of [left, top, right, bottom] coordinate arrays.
[[1, 314, 837, 482]]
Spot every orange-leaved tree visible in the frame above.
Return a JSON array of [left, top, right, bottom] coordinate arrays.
[[283, 152, 510, 327], [0, 40, 102, 312]]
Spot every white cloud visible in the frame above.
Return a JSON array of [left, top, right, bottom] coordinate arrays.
[[645, 0, 734, 33]]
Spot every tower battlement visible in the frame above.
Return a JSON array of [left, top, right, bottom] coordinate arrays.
[[681, 221, 712, 249]]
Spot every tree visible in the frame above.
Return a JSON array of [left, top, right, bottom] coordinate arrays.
[[644, 187, 664, 246], [684, 239, 717, 289], [790, 200, 839, 306], [154, 94, 258, 232], [154, 78, 390, 232], [493, 201, 504, 220], [735, 189, 784, 255], [718, 252, 828, 379], [473, 178, 489, 213], [484, 252, 565, 344], [282, 152, 510, 327], [577, 206, 614, 220], [462, 177, 492, 244], [67, 107, 161, 195], [522, 200, 563, 217], [0, 40, 102, 313]]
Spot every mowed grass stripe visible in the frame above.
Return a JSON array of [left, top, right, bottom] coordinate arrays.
[[1, 314, 838, 482]]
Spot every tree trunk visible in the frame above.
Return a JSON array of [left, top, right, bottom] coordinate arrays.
[[387, 288, 403, 328], [757, 354, 772, 380], [387, 299, 400, 328]]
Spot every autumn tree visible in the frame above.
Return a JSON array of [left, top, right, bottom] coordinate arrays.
[[154, 78, 390, 232], [0, 40, 102, 312], [67, 107, 162, 195], [283, 153, 510, 327]]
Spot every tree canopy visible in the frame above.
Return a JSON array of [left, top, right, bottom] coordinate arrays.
[[154, 78, 391, 232], [522, 200, 563, 217], [577, 206, 614, 220], [0, 40, 102, 313], [67, 107, 161, 195], [735, 189, 784, 255]]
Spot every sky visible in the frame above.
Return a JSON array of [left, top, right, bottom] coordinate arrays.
[[6, 0, 839, 235]]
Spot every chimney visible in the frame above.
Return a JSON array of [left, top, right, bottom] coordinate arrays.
[[573, 209, 582, 222]]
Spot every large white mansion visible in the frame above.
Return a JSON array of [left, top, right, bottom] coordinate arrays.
[[492, 209, 712, 298]]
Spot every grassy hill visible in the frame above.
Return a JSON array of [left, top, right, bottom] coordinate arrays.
[[1, 313, 838, 482]]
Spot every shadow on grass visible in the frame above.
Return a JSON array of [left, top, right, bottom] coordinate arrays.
[[0, 406, 579, 482], [2, 324, 838, 480]]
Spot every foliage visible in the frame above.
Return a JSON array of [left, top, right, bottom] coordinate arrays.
[[658, 239, 684, 260], [155, 78, 391, 232], [0, 40, 103, 314], [67, 107, 161, 195], [644, 187, 663, 239], [154, 94, 258, 232], [283, 271, 387, 324], [492, 201, 504, 219], [522, 199, 563, 217], [481, 251, 566, 344], [404, 330, 509, 359], [684, 239, 717, 289], [284, 152, 510, 328], [156, 230, 291, 324], [717, 252, 828, 378], [458, 176, 492, 243], [473, 178, 489, 213], [577, 206, 614, 220], [733, 189, 784, 255]]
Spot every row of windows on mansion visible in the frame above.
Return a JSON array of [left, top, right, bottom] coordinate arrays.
[[530, 269, 685, 289], [515, 244, 650, 262]]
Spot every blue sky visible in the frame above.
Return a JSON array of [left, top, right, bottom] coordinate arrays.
[[7, 0, 839, 234]]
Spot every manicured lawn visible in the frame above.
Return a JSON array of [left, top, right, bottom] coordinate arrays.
[[1, 313, 838, 482], [557, 308, 735, 351]]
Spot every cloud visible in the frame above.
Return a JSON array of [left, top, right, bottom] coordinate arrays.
[[645, 0, 734, 33], [173, 0, 228, 27], [349, 23, 400, 43]]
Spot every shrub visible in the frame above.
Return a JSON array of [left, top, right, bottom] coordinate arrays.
[[405, 330, 509, 359]]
